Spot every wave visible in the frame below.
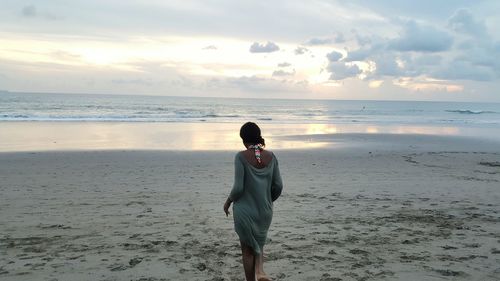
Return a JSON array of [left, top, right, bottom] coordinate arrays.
[[201, 114, 240, 118], [0, 113, 242, 121], [1, 114, 30, 118], [445, 109, 498, 115]]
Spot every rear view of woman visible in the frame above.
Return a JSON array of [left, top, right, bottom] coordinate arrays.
[[224, 122, 283, 281]]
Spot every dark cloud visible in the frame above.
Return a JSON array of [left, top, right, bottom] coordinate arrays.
[[457, 45, 500, 75], [306, 33, 345, 45], [346, 1, 477, 22], [340, 9, 496, 83], [412, 54, 442, 66], [334, 32, 346, 43], [20, 4, 62, 20], [344, 43, 385, 62], [21, 5, 37, 17], [294, 46, 309, 55], [433, 59, 493, 81], [448, 9, 488, 38], [326, 51, 343, 62], [249, 41, 280, 53], [327, 62, 361, 80], [272, 69, 295, 77], [371, 54, 403, 77], [446, 10, 500, 77], [388, 21, 453, 52], [306, 37, 332, 45], [352, 30, 373, 46], [457, 40, 475, 50]]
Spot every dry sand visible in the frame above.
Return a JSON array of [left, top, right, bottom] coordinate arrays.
[[1, 133, 500, 281]]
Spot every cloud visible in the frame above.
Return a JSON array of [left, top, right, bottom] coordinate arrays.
[[412, 54, 442, 66], [202, 45, 217, 50], [334, 32, 346, 43], [326, 51, 343, 62], [388, 20, 453, 52], [3, 1, 500, 101], [49, 50, 82, 61], [294, 46, 309, 55], [327, 62, 362, 80], [446, 10, 500, 77], [20, 4, 62, 20], [249, 41, 280, 53], [306, 32, 345, 45], [21, 5, 37, 17], [352, 30, 373, 46], [371, 54, 403, 77], [277, 62, 291, 67], [272, 69, 295, 77], [433, 59, 493, 81], [452, 46, 500, 77], [341, 10, 496, 83], [306, 37, 332, 45], [344, 44, 384, 62], [221, 75, 308, 95], [393, 76, 464, 93], [448, 9, 488, 38]]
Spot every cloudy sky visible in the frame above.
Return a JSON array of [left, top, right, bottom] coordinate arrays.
[[1, 0, 500, 101]]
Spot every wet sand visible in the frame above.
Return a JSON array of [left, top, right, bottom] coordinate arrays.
[[0, 133, 500, 280]]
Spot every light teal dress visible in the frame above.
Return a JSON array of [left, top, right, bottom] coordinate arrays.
[[229, 151, 283, 255]]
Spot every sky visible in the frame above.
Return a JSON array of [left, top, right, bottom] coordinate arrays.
[[0, 0, 500, 102]]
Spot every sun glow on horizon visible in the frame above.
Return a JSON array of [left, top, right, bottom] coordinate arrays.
[[0, 32, 353, 84]]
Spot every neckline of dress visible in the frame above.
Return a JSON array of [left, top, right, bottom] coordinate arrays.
[[240, 151, 273, 170]]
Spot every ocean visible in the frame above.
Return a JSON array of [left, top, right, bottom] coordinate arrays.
[[1, 91, 500, 126]]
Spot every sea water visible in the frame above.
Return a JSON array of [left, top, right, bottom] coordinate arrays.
[[1, 91, 499, 126]]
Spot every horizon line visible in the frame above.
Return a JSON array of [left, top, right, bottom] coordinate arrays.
[[2, 89, 499, 104]]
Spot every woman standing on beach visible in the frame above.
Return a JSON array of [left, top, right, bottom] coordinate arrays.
[[224, 122, 283, 281]]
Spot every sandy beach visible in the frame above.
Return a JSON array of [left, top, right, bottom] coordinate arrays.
[[3, 0, 500, 279], [1, 131, 499, 281]]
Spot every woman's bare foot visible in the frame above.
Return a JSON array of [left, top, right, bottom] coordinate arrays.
[[256, 272, 271, 281], [255, 249, 270, 281]]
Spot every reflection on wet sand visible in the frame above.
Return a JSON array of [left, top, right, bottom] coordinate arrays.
[[0, 122, 492, 152], [271, 123, 460, 136]]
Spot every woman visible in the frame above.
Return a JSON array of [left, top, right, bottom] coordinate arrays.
[[224, 122, 283, 281]]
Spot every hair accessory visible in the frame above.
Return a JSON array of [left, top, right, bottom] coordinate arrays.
[[248, 144, 264, 163]]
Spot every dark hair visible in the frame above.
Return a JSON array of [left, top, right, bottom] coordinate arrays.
[[240, 122, 265, 146]]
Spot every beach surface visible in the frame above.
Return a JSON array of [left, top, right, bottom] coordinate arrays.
[[1, 132, 500, 280]]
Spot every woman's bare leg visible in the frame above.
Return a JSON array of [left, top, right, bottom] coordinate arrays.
[[240, 242, 256, 281], [255, 248, 271, 281]]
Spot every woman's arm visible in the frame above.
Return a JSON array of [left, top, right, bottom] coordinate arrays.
[[228, 153, 245, 200], [271, 154, 283, 201]]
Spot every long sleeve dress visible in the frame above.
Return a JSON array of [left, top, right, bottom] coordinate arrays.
[[229, 151, 283, 255]]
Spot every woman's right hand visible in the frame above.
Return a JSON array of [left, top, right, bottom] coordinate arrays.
[[223, 198, 232, 217]]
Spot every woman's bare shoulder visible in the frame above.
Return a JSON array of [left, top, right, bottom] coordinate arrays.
[[239, 149, 274, 167]]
